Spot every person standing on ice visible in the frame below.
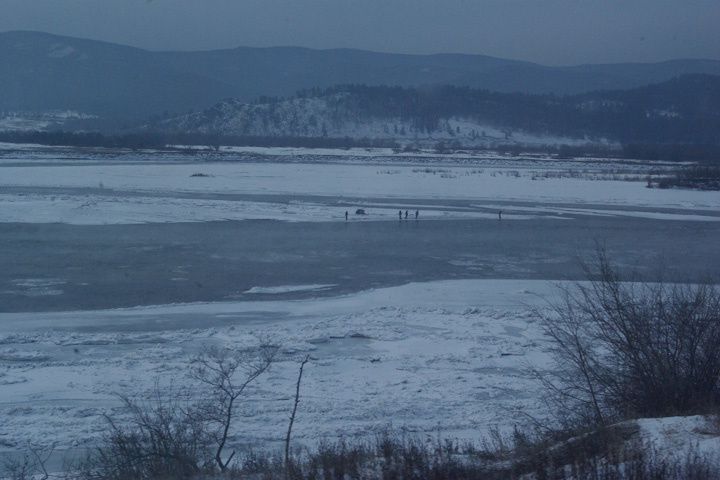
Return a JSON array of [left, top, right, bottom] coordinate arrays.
[[415, 210, 419, 220], [399, 210, 403, 221], [498, 210, 503, 221], [404, 210, 409, 220], [345, 211, 348, 221]]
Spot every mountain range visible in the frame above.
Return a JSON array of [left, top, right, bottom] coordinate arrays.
[[2, 30, 720, 123]]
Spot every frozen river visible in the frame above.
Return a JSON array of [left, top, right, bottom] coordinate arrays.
[[1, 146, 719, 464], [1, 214, 719, 313]]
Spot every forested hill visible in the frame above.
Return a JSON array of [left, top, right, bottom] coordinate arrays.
[[152, 75, 720, 146]]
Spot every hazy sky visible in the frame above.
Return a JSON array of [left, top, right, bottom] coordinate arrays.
[[2, 0, 719, 65]]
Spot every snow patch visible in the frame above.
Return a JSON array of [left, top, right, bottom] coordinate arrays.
[[243, 284, 337, 294], [48, 44, 76, 58], [636, 416, 720, 463]]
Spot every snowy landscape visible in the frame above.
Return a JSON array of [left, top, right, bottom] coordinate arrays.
[[2, 7, 720, 475], [1, 143, 719, 474]]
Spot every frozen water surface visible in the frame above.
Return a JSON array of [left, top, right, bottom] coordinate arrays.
[[0, 145, 719, 463]]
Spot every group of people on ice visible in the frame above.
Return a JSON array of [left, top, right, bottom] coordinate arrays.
[[398, 209, 419, 221], [343, 209, 420, 221], [343, 208, 504, 221]]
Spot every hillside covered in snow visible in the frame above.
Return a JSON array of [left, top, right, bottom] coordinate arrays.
[[152, 94, 587, 147], [152, 76, 720, 147]]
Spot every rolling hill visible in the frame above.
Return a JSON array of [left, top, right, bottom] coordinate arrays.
[[152, 75, 720, 146]]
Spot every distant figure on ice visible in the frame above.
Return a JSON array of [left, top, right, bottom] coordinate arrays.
[[415, 210, 419, 220], [345, 211, 348, 221], [498, 210, 503, 221], [399, 210, 403, 221], [404, 210, 409, 220]]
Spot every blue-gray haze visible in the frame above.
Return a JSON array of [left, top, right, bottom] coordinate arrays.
[[2, 0, 718, 65]]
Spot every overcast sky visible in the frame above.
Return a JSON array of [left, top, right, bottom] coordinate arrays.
[[2, 0, 719, 65]]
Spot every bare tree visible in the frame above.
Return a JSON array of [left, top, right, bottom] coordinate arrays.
[[75, 344, 279, 479], [538, 250, 720, 424], [285, 355, 310, 474], [190, 343, 278, 472]]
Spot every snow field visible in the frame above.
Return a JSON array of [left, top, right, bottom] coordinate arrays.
[[0, 280, 556, 452], [0, 155, 718, 225], [2, 162, 715, 209]]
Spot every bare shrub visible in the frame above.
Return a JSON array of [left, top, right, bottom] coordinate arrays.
[[539, 441, 719, 480], [539, 250, 720, 424], [228, 428, 720, 480], [2, 444, 54, 480], [657, 165, 720, 190], [76, 391, 211, 480], [287, 434, 490, 480]]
